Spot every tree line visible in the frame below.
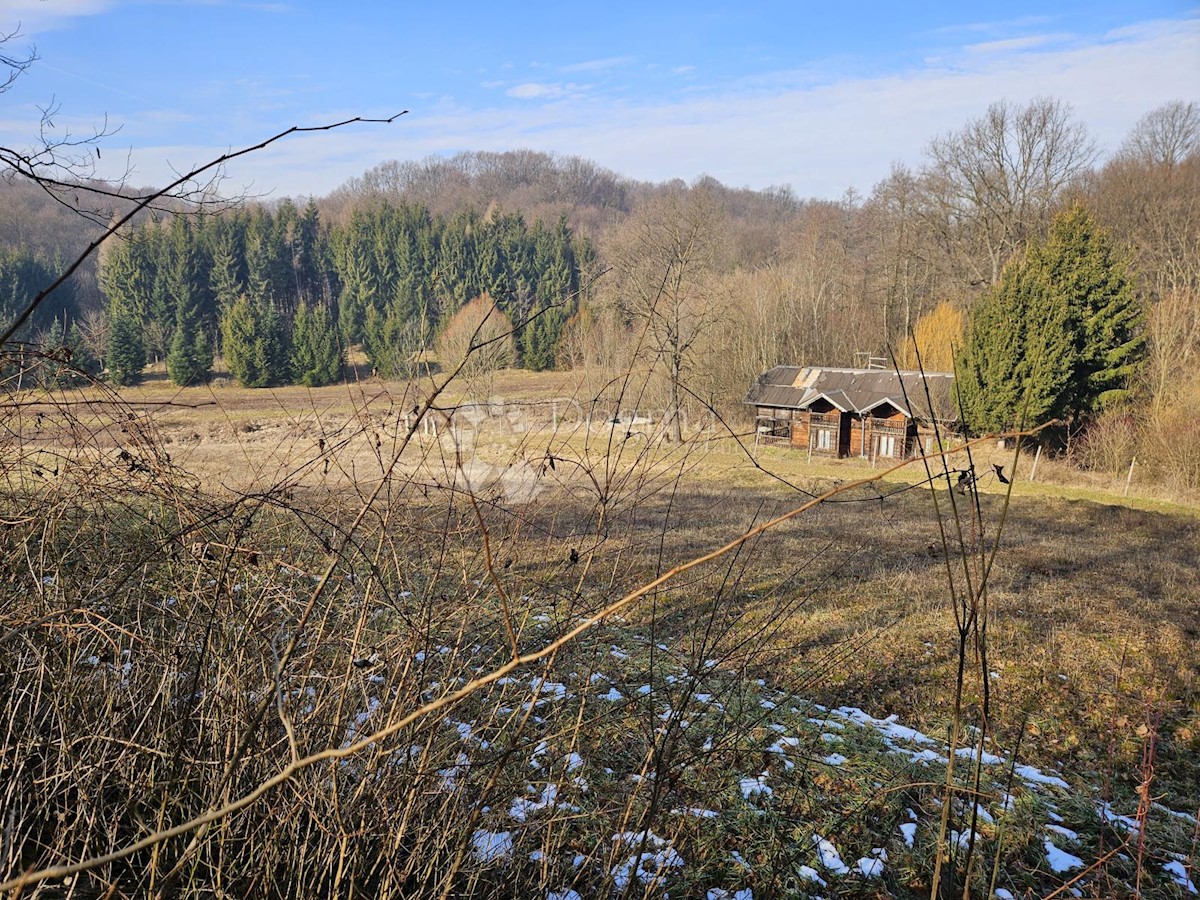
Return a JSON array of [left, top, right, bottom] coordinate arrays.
[[97, 198, 593, 387], [4, 97, 1198, 482]]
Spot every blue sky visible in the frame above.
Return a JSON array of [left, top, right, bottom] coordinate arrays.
[[1, 1, 1197, 200]]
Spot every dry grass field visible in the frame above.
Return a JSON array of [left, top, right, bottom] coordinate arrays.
[[3, 362, 1198, 898]]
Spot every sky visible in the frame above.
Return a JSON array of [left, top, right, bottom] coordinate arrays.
[[0, 1, 1197, 201]]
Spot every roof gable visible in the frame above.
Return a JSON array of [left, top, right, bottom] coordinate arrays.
[[745, 366, 956, 422]]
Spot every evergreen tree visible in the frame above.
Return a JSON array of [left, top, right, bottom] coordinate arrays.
[[363, 302, 424, 379], [165, 219, 213, 386], [956, 205, 1144, 436], [290, 302, 343, 387], [0, 247, 75, 340], [221, 294, 290, 387], [106, 313, 146, 386]]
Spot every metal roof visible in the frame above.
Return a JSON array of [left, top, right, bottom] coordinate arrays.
[[745, 366, 957, 422]]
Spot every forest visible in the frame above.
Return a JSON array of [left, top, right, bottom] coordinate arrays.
[[2, 96, 1198, 486]]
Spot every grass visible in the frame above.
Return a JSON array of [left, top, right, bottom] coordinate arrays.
[[2, 361, 1198, 898]]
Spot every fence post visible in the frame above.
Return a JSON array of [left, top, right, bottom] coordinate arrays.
[[1029, 445, 1042, 482], [1124, 456, 1136, 497]]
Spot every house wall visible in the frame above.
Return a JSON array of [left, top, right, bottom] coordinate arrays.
[[790, 411, 811, 449], [851, 409, 911, 459]]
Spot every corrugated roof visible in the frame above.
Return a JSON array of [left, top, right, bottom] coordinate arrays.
[[745, 366, 957, 422]]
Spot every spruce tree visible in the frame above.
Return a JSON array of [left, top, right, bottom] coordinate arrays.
[[290, 302, 343, 387], [106, 313, 146, 386], [956, 205, 1144, 437], [166, 219, 213, 386], [221, 294, 289, 387]]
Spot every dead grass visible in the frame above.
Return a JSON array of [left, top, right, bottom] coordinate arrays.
[[3, 359, 1198, 898]]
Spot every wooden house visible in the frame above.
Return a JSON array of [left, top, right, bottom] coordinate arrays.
[[745, 366, 957, 460]]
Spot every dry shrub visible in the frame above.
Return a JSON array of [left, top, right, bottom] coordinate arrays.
[[1075, 407, 1139, 475], [1139, 371, 1200, 492]]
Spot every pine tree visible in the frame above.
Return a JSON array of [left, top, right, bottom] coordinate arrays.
[[106, 313, 146, 386], [290, 302, 343, 387], [956, 205, 1144, 437]]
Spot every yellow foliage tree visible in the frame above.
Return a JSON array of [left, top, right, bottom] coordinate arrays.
[[897, 301, 965, 372]]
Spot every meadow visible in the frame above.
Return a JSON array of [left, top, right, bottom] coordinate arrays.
[[2, 361, 1197, 898]]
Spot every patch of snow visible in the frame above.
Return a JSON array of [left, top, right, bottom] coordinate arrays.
[[613, 829, 667, 848], [671, 807, 720, 818], [611, 847, 685, 891], [810, 718, 844, 729], [889, 746, 948, 765], [951, 829, 980, 850], [1045, 823, 1078, 841], [564, 751, 584, 772], [767, 736, 801, 755], [836, 706, 936, 745], [1154, 802, 1199, 825], [637, 684, 652, 696], [797, 864, 827, 885], [471, 829, 513, 864], [739, 773, 773, 800], [954, 746, 1004, 765], [1014, 763, 1069, 789], [899, 822, 917, 847], [1043, 837, 1084, 873], [994, 889, 1015, 899], [1098, 802, 1141, 833], [438, 752, 470, 790], [730, 851, 750, 871], [589, 672, 608, 684], [857, 856, 884, 878], [821, 732, 842, 743], [1163, 860, 1197, 893], [598, 687, 624, 702], [509, 783, 560, 821], [823, 753, 848, 767], [812, 835, 850, 875]]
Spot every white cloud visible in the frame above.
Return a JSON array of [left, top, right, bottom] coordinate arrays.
[[0, 0, 116, 34], [965, 33, 1072, 54], [38, 15, 1199, 202], [560, 56, 632, 73], [505, 81, 589, 100], [671, 65, 696, 75], [506, 82, 562, 99]]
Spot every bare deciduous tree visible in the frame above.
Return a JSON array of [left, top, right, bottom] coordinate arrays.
[[1119, 100, 1200, 167], [924, 97, 1097, 287], [605, 182, 724, 442]]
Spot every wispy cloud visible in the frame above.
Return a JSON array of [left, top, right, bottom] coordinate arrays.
[[559, 56, 632, 73], [39, 15, 1199, 202], [505, 82, 589, 100], [965, 33, 1072, 54], [928, 14, 1056, 37], [1, 0, 116, 34], [671, 65, 696, 75]]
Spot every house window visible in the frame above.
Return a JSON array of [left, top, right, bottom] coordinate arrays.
[[814, 426, 836, 452], [875, 434, 897, 458]]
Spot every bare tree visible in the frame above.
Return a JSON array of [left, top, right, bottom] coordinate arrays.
[[1092, 103, 1200, 304], [605, 182, 724, 442], [924, 97, 1097, 287], [1119, 100, 1200, 167]]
